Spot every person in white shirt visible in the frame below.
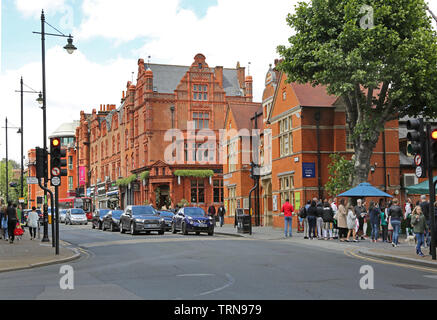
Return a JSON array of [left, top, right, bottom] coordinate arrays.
[[27, 207, 39, 240], [330, 198, 338, 239]]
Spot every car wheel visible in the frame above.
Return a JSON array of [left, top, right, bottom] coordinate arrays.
[[92, 222, 95, 229], [171, 223, 177, 234], [131, 223, 137, 235], [182, 223, 188, 235], [111, 223, 115, 232], [102, 223, 106, 231], [99, 221, 102, 230], [158, 228, 164, 235], [120, 222, 125, 234], [196, 232, 200, 236], [208, 229, 214, 236]]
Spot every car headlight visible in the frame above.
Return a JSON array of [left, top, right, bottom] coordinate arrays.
[[136, 219, 145, 223], [208, 216, 213, 220], [112, 218, 119, 223], [160, 218, 165, 223]]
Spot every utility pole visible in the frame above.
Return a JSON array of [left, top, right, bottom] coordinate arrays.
[[426, 6, 437, 25]]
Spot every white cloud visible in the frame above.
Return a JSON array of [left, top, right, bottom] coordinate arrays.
[[14, 0, 69, 18]]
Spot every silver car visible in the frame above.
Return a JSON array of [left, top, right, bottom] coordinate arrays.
[[66, 208, 88, 225], [60, 209, 68, 223]]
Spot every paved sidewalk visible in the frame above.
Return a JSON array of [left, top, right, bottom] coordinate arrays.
[[0, 230, 80, 273], [215, 224, 437, 269]]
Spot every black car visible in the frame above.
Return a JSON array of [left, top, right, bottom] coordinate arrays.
[[102, 210, 123, 232], [92, 209, 111, 230], [158, 210, 174, 231], [119, 205, 165, 235], [172, 207, 214, 236]]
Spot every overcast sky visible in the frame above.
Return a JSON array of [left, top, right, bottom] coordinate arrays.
[[1, 0, 436, 164]]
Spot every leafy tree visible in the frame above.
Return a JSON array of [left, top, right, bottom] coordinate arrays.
[[325, 153, 355, 197], [0, 159, 27, 204], [278, 0, 437, 186]]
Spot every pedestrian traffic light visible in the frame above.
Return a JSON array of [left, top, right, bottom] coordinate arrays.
[[50, 138, 68, 179], [430, 129, 437, 168], [35, 147, 48, 179], [407, 119, 427, 178]]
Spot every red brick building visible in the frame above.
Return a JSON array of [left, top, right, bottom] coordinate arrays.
[[224, 61, 403, 228], [75, 54, 260, 212]]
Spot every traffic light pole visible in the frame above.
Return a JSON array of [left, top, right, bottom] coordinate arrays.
[[55, 185, 59, 255], [38, 178, 55, 247], [426, 124, 436, 260]]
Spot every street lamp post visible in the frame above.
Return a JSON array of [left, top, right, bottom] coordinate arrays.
[[3, 118, 22, 203], [32, 9, 77, 244]]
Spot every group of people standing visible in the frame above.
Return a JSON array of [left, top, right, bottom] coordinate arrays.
[[298, 198, 339, 240], [0, 201, 19, 244]]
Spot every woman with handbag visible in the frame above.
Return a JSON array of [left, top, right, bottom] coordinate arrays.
[[346, 204, 358, 242]]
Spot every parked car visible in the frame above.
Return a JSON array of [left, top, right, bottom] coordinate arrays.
[[59, 209, 68, 224], [172, 207, 214, 236], [119, 205, 165, 235], [65, 208, 88, 225], [92, 209, 111, 230], [102, 210, 123, 232], [158, 210, 174, 231]]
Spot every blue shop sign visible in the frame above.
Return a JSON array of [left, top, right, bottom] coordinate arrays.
[[86, 188, 91, 197], [302, 163, 316, 178]]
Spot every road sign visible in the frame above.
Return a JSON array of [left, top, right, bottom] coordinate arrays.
[[415, 155, 422, 166], [19, 198, 25, 204], [51, 176, 61, 187], [416, 166, 423, 178], [51, 167, 61, 177], [27, 177, 39, 185]]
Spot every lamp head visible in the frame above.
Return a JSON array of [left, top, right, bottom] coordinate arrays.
[[36, 92, 43, 105], [64, 36, 77, 55]]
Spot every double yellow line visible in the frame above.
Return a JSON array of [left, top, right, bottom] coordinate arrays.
[[344, 248, 437, 274]]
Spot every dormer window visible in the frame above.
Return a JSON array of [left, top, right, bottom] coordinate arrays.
[[198, 63, 202, 69]]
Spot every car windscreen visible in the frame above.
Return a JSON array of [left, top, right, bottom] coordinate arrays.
[[184, 208, 206, 217], [159, 211, 174, 218], [132, 206, 157, 216], [111, 210, 123, 218], [99, 209, 111, 216], [71, 209, 85, 215]]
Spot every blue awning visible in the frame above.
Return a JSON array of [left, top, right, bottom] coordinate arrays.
[[338, 183, 393, 198], [106, 190, 119, 197]]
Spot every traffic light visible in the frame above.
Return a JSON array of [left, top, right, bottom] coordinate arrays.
[[430, 129, 437, 168], [50, 138, 68, 180], [407, 119, 427, 178], [35, 147, 48, 179]]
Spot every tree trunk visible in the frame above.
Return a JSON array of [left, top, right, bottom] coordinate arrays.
[[352, 137, 379, 187]]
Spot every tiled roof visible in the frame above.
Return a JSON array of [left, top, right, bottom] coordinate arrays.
[[229, 104, 263, 132], [290, 83, 338, 107], [145, 63, 242, 96]]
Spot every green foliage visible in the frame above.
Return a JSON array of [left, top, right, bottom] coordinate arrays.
[[139, 171, 150, 181], [0, 160, 26, 205], [278, 0, 437, 184], [174, 170, 214, 178], [177, 198, 189, 207], [325, 153, 355, 197], [116, 174, 137, 186], [155, 187, 161, 207]]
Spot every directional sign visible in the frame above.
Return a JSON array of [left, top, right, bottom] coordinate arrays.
[[52, 167, 61, 177], [416, 166, 423, 178], [27, 177, 39, 185], [415, 155, 422, 166], [51, 176, 61, 187]]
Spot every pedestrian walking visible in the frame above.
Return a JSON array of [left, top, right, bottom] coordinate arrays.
[[388, 198, 403, 247], [337, 199, 348, 242], [354, 199, 367, 240], [404, 198, 414, 237], [330, 198, 339, 239], [411, 205, 428, 257], [419, 195, 431, 248], [218, 205, 226, 227], [0, 201, 7, 240], [208, 205, 216, 227], [346, 203, 358, 242], [281, 199, 294, 237], [303, 200, 311, 239], [27, 207, 39, 240], [307, 201, 317, 239], [316, 201, 324, 239], [322, 201, 334, 240], [6, 201, 18, 244], [369, 201, 380, 243], [380, 200, 389, 243]]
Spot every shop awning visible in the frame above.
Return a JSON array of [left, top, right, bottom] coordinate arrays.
[[406, 176, 437, 195]]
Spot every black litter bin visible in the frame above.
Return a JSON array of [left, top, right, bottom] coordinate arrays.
[[236, 209, 251, 234]]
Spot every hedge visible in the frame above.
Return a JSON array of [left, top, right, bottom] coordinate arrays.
[[116, 174, 137, 186], [174, 170, 214, 178], [139, 171, 150, 181]]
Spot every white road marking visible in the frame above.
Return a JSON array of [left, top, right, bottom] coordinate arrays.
[[198, 273, 235, 296]]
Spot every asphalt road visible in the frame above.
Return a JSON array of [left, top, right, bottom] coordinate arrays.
[[1, 224, 437, 300]]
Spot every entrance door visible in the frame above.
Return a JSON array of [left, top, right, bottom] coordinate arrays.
[[155, 185, 170, 209]]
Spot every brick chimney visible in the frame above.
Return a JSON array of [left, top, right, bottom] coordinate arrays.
[[214, 66, 223, 88]]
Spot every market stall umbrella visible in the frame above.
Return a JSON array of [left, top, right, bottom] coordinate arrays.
[[338, 183, 393, 198], [406, 176, 437, 195]]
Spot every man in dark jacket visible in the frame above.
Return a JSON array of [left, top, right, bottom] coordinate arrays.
[[6, 202, 18, 244], [307, 201, 318, 239], [208, 205, 216, 227], [420, 195, 431, 247], [316, 201, 324, 239], [322, 201, 334, 240], [218, 205, 226, 227], [388, 198, 403, 247]]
